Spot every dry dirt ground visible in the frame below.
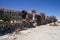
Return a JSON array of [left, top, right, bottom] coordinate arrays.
[[0, 23, 60, 40]]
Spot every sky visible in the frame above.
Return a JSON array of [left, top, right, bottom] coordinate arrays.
[[0, 0, 60, 19]]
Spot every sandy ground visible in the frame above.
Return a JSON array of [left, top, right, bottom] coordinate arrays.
[[0, 22, 60, 40]]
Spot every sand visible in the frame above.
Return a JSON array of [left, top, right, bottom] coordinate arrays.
[[0, 22, 60, 40]]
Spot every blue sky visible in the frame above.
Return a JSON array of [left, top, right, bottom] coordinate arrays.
[[0, 0, 60, 19]]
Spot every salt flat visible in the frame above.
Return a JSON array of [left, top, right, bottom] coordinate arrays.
[[0, 23, 60, 40]]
